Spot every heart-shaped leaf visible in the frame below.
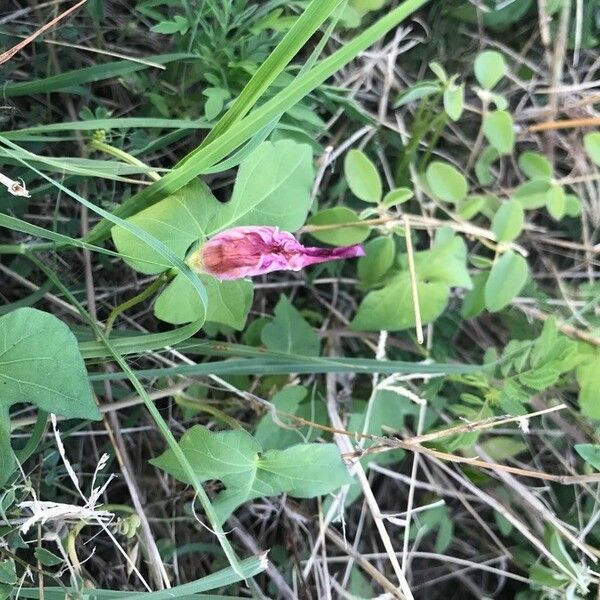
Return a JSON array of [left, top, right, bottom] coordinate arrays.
[[154, 273, 253, 329], [0, 308, 100, 485]]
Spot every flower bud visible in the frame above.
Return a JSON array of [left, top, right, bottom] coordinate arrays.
[[189, 226, 364, 280]]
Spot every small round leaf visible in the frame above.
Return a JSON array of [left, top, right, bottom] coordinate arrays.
[[483, 110, 514, 155], [565, 194, 582, 217], [344, 149, 382, 203], [584, 132, 600, 166], [426, 161, 468, 202], [383, 187, 413, 206], [518, 151, 552, 179], [474, 50, 507, 90], [513, 179, 552, 209], [485, 251, 528, 312], [458, 195, 486, 220], [308, 207, 370, 246], [492, 200, 524, 242], [546, 184, 566, 220], [443, 82, 464, 121]]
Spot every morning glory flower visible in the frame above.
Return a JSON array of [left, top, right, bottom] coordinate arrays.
[[189, 226, 365, 281]]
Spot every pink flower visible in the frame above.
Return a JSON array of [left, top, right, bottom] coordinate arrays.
[[189, 226, 365, 281]]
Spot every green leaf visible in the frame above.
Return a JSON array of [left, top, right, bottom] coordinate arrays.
[[530, 318, 558, 368], [4, 53, 195, 98], [518, 151, 552, 179], [484, 251, 528, 311], [34, 548, 64, 567], [151, 16, 190, 35], [529, 564, 569, 588], [151, 426, 353, 523], [383, 187, 413, 206], [203, 87, 230, 121], [575, 444, 600, 471], [518, 367, 559, 390], [499, 387, 528, 416], [0, 560, 16, 586], [461, 271, 488, 319], [353, 270, 446, 331], [154, 274, 253, 329], [481, 437, 526, 461], [474, 50, 506, 90], [358, 236, 395, 287], [492, 199, 524, 242], [546, 184, 566, 220], [344, 149, 382, 203], [429, 61, 447, 82], [0, 308, 100, 485], [435, 517, 453, 553], [307, 207, 370, 246], [217, 139, 314, 231], [483, 110, 514, 154], [513, 178, 552, 209], [458, 195, 486, 220], [474, 146, 499, 186], [565, 194, 582, 217], [261, 296, 320, 356], [443, 82, 464, 121], [112, 180, 221, 275], [394, 81, 441, 107], [425, 161, 468, 202], [584, 132, 600, 166], [352, 234, 471, 330], [577, 358, 600, 418], [254, 386, 326, 450]]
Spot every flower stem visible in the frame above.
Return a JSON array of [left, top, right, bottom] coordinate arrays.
[[105, 271, 172, 336]]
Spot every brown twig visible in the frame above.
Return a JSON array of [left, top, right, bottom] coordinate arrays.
[[0, 0, 87, 66]]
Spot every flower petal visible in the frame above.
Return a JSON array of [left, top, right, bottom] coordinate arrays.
[[189, 226, 364, 280]]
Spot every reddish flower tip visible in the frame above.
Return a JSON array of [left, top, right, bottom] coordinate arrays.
[[189, 226, 365, 280]]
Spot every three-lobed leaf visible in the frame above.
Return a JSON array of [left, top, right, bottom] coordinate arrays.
[[151, 426, 353, 523]]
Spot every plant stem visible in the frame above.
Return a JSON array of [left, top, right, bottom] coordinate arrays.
[[105, 271, 171, 336]]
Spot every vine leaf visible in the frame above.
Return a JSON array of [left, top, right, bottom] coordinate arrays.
[[151, 426, 353, 524], [0, 308, 100, 485]]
